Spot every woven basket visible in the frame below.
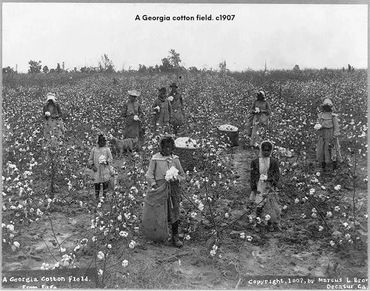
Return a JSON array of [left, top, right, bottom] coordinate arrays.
[[173, 147, 202, 172], [218, 128, 239, 147]]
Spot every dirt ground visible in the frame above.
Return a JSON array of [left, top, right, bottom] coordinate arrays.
[[2, 145, 368, 289]]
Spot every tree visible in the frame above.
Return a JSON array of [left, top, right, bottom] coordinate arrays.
[[293, 64, 300, 71], [99, 54, 115, 73], [56, 63, 62, 73], [168, 49, 181, 68], [28, 60, 42, 74], [218, 60, 228, 73], [138, 64, 147, 73], [159, 57, 173, 72], [188, 66, 199, 73], [2, 66, 16, 74], [42, 66, 49, 73]]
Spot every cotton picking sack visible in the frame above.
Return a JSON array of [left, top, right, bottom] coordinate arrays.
[[142, 182, 169, 241]]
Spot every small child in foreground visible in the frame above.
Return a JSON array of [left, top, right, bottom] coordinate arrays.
[[88, 134, 113, 200], [249, 140, 281, 231]]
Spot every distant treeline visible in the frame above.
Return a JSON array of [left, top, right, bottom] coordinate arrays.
[[2, 68, 366, 90]]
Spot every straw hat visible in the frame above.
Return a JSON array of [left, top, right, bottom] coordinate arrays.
[[46, 92, 56, 102], [322, 98, 333, 106], [128, 90, 141, 97]]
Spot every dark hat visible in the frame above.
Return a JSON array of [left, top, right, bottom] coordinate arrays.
[[158, 87, 166, 93], [170, 83, 178, 88]]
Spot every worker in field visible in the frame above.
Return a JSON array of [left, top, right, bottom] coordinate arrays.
[[314, 98, 342, 171], [249, 140, 281, 231], [88, 134, 114, 200], [123, 90, 144, 150], [152, 87, 172, 134], [247, 91, 271, 148], [143, 135, 186, 247], [168, 83, 186, 136], [43, 92, 65, 144]]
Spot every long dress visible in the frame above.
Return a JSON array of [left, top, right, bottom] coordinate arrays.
[[88, 146, 113, 184], [249, 100, 271, 146], [316, 112, 342, 164], [169, 91, 186, 135], [250, 157, 281, 224], [152, 98, 172, 134], [145, 153, 186, 223], [123, 101, 143, 141], [43, 102, 64, 143]]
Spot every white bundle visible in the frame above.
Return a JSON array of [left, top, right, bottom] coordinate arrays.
[[154, 106, 160, 111], [314, 123, 322, 130], [167, 96, 174, 102], [260, 174, 268, 181], [175, 137, 198, 149], [255, 107, 260, 113], [218, 124, 238, 132], [133, 115, 140, 121], [165, 166, 179, 181], [98, 155, 107, 164], [45, 111, 51, 117]]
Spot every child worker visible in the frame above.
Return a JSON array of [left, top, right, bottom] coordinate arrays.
[[88, 134, 114, 200], [314, 98, 342, 171], [143, 135, 186, 247], [249, 140, 281, 231]]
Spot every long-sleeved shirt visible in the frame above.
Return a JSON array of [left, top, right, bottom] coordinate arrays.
[[145, 153, 185, 186], [317, 112, 340, 136], [123, 101, 143, 119], [250, 100, 271, 115], [43, 102, 62, 119], [169, 91, 184, 112], [152, 98, 172, 125], [250, 157, 280, 192]]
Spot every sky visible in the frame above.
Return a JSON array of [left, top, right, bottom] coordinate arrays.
[[2, 3, 368, 72]]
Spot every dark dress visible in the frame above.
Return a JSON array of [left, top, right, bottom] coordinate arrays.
[[123, 101, 143, 140], [43, 102, 64, 142], [169, 91, 186, 134]]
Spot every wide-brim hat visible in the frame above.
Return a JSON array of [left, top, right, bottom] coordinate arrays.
[[128, 90, 141, 97], [257, 91, 265, 98], [322, 98, 333, 106], [46, 92, 56, 102], [170, 83, 178, 88]]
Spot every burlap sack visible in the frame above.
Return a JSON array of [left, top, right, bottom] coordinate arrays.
[[142, 183, 169, 241]]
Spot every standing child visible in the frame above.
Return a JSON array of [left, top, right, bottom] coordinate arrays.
[[88, 134, 113, 200], [249, 140, 281, 231], [143, 135, 186, 247], [315, 98, 341, 171]]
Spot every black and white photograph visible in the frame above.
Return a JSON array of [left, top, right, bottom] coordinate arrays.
[[1, 2, 368, 289]]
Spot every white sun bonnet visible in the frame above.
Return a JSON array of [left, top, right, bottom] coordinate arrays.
[[46, 92, 56, 102]]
